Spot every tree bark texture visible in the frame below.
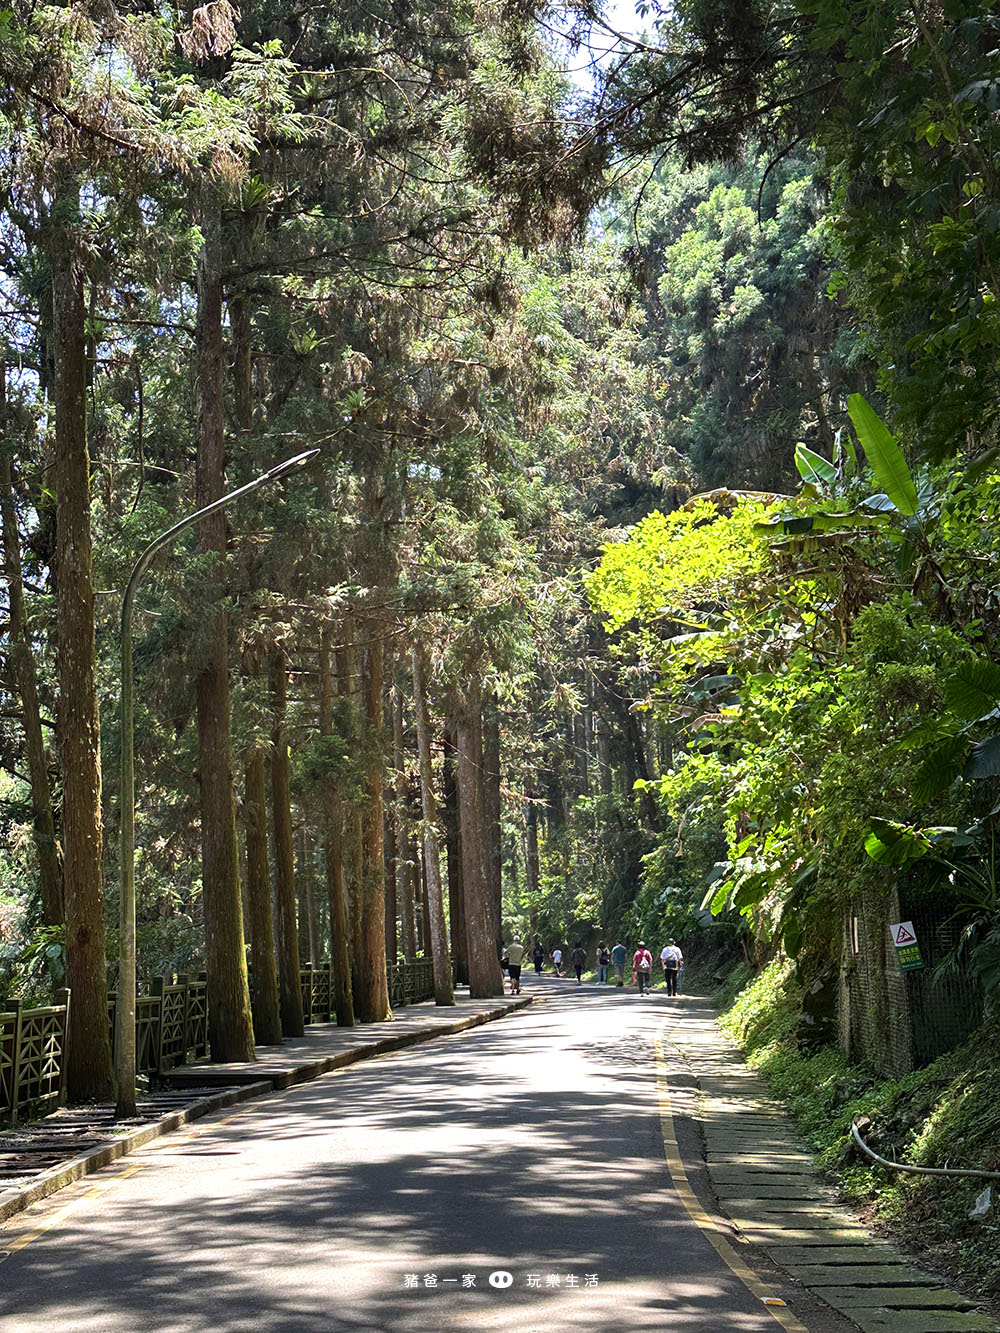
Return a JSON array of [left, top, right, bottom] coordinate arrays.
[[0, 373, 63, 927], [194, 202, 255, 1063], [335, 634, 365, 995], [356, 631, 390, 1020], [50, 201, 116, 1100], [526, 780, 540, 905], [454, 672, 503, 998], [384, 806, 397, 960], [296, 825, 316, 963], [392, 681, 416, 959], [320, 627, 354, 1026], [412, 644, 454, 1005], [443, 724, 467, 985], [483, 702, 502, 957], [270, 646, 304, 1037], [243, 744, 282, 1045]]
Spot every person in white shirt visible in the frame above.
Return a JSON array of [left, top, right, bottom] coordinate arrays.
[[551, 946, 563, 977], [660, 940, 683, 995]]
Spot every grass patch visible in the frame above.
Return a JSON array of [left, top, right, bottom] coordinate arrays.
[[718, 959, 1000, 1299]]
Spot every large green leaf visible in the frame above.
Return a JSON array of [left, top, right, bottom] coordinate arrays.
[[963, 734, 1000, 779], [911, 734, 969, 803], [944, 659, 1000, 722], [847, 393, 919, 516], [794, 444, 836, 487], [864, 817, 931, 866]]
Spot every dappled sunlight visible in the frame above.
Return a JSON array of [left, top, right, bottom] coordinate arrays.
[[2, 989, 780, 1333]]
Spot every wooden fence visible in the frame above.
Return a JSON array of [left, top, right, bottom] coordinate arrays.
[[0, 990, 71, 1122], [108, 974, 209, 1078], [2, 956, 438, 1124], [388, 958, 435, 1008]]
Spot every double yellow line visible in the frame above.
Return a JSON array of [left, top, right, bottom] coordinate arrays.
[[653, 1031, 809, 1333]]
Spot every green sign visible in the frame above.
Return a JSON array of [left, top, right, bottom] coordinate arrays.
[[895, 941, 924, 972]]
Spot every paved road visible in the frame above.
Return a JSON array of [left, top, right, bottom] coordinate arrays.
[[0, 980, 841, 1332]]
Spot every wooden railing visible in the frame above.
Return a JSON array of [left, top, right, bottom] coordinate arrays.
[[108, 974, 209, 1078], [2, 957, 438, 1124], [387, 958, 435, 1008], [0, 990, 71, 1122]]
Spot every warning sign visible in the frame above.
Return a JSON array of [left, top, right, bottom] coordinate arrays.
[[889, 921, 924, 971]]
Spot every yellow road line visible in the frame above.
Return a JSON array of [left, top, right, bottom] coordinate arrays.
[[0, 1162, 147, 1261], [654, 1032, 809, 1333], [0, 1092, 269, 1262]]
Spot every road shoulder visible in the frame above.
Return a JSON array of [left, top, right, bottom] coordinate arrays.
[[662, 993, 998, 1333]]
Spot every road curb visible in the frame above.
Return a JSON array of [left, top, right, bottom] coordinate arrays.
[[0, 995, 532, 1229]]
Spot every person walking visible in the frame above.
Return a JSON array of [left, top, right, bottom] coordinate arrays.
[[633, 941, 653, 995], [505, 936, 525, 995], [551, 945, 563, 977], [596, 941, 611, 984], [570, 943, 587, 982], [611, 941, 627, 986], [532, 940, 544, 974], [660, 939, 683, 995]]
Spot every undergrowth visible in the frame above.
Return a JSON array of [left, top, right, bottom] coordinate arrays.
[[719, 958, 1000, 1297]]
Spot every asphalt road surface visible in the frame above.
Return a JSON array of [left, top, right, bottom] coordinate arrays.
[[0, 980, 844, 1333]]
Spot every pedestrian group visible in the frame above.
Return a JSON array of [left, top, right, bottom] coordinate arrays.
[[501, 935, 684, 995]]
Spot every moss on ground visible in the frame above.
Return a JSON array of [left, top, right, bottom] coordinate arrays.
[[718, 959, 1000, 1298]]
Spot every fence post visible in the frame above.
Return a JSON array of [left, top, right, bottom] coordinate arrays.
[[302, 964, 313, 1024], [54, 988, 71, 1108], [8, 998, 23, 1123], [177, 974, 190, 1063], [150, 976, 166, 1074]]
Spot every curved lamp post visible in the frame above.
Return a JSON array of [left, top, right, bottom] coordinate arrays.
[[116, 449, 318, 1118]]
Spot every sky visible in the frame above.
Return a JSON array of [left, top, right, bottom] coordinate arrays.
[[554, 0, 651, 89]]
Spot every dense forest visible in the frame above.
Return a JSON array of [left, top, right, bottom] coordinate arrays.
[[1, 0, 999, 1213]]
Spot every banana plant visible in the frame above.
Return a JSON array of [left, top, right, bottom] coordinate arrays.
[[756, 395, 974, 592], [904, 657, 1000, 796]]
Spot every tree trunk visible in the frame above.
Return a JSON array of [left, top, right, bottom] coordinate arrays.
[[417, 833, 431, 955], [483, 701, 502, 957], [0, 371, 63, 927], [411, 643, 454, 1005], [320, 627, 354, 1027], [443, 723, 466, 985], [243, 744, 282, 1045], [393, 680, 416, 959], [356, 629, 390, 1020], [384, 804, 397, 961], [335, 633, 365, 995], [296, 825, 315, 963], [194, 200, 255, 1064], [526, 781, 540, 904], [50, 197, 115, 1100], [454, 670, 502, 998], [270, 645, 304, 1037]]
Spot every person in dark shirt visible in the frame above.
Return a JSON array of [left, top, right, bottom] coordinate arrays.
[[532, 940, 544, 974], [596, 941, 611, 984], [611, 942, 627, 986], [570, 943, 587, 982]]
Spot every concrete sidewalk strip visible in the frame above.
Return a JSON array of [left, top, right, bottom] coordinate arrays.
[[669, 995, 999, 1333], [847, 1316, 997, 1333], [0, 993, 531, 1229]]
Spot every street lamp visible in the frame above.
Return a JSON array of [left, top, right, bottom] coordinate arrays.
[[116, 449, 318, 1118]]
